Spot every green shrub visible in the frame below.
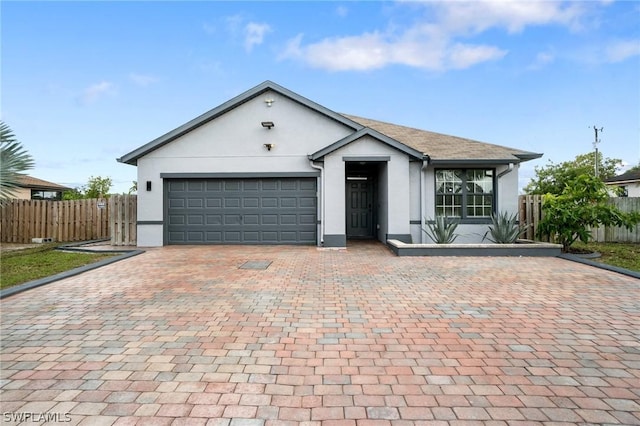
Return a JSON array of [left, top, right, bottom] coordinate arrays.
[[483, 211, 528, 243], [422, 216, 460, 244]]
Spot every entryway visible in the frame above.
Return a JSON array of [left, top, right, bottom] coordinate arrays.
[[345, 162, 381, 240]]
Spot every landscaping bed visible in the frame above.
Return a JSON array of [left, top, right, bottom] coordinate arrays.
[[387, 239, 563, 257]]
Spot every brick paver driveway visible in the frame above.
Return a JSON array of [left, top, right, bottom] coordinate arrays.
[[1, 242, 639, 425]]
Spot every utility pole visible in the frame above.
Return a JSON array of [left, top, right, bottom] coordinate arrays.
[[591, 125, 603, 177]]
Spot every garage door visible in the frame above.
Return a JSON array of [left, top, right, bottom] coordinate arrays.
[[166, 178, 317, 244]]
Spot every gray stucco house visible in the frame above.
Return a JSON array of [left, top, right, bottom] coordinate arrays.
[[118, 81, 541, 247]]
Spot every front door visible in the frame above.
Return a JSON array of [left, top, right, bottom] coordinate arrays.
[[346, 179, 374, 238]]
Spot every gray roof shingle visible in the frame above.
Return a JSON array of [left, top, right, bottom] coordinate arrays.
[[344, 114, 542, 163]]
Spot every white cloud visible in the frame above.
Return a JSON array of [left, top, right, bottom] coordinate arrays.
[[244, 22, 272, 52], [281, 24, 506, 72], [78, 81, 114, 105], [336, 5, 349, 18], [434, 1, 586, 34], [129, 73, 160, 87], [527, 51, 555, 70], [447, 43, 507, 69], [279, 1, 594, 72], [604, 39, 640, 63]]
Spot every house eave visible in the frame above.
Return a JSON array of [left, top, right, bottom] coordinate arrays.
[[429, 158, 521, 166], [605, 179, 640, 185]]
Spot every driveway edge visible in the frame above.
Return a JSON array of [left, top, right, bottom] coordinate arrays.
[[0, 244, 145, 299], [559, 253, 640, 280]]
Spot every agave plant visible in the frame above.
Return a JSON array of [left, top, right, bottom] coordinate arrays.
[[483, 211, 528, 243], [0, 121, 34, 204], [422, 216, 460, 244]]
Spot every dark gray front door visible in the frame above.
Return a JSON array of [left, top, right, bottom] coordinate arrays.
[[166, 178, 317, 244], [346, 179, 374, 238]]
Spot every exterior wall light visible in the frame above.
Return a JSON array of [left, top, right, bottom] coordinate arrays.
[[264, 143, 276, 151], [261, 121, 275, 129]]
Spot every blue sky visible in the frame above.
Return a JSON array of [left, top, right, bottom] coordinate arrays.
[[2, 1, 639, 194]]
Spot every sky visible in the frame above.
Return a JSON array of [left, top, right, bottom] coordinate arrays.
[[2, 1, 639, 194]]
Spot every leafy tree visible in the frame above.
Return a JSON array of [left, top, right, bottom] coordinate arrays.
[[85, 176, 112, 198], [63, 176, 113, 199], [536, 174, 640, 252], [129, 181, 137, 194], [524, 152, 622, 195], [0, 121, 35, 204], [62, 187, 84, 200], [627, 163, 640, 173]]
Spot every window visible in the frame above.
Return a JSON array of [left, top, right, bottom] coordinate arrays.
[[435, 169, 494, 219], [31, 190, 62, 201], [620, 186, 628, 197]]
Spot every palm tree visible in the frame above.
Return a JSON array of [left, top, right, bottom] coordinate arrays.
[[1, 121, 35, 204]]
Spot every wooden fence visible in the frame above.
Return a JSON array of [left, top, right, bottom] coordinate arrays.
[[0, 195, 137, 245], [518, 195, 640, 243], [109, 194, 137, 246]]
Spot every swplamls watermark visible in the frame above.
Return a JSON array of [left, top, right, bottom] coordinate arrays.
[[2, 412, 72, 423]]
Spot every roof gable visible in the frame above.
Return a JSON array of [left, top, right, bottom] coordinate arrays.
[[119, 81, 542, 167], [309, 127, 425, 161], [118, 80, 364, 165]]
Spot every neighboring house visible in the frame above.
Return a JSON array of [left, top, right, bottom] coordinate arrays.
[[13, 175, 70, 201], [605, 169, 640, 197], [118, 81, 542, 247]]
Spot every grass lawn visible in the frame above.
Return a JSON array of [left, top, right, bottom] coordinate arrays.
[[572, 241, 640, 273], [1, 243, 116, 289]]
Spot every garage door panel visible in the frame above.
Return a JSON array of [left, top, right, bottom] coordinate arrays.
[[169, 199, 185, 208], [224, 215, 242, 225], [206, 181, 222, 191], [205, 231, 221, 242], [187, 215, 204, 225], [169, 181, 186, 191], [224, 198, 241, 208], [207, 198, 222, 208], [167, 178, 316, 244], [280, 180, 297, 190], [224, 181, 241, 191], [188, 181, 204, 191], [262, 215, 278, 225], [224, 231, 242, 242], [300, 197, 316, 208], [188, 198, 203, 208], [280, 215, 297, 225], [169, 215, 185, 225], [206, 215, 222, 225], [280, 198, 297, 208], [262, 198, 278, 208], [243, 215, 259, 225], [300, 180, 316, 190], [243, 198, 259, 208], [300, 214, 316, 224]]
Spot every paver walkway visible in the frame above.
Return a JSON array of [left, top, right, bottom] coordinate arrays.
[[1, 242, 639, 425]]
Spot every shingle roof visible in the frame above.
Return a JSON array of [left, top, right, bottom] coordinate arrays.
[[605, 169, 640, 183], [344, 114, 542, 164], [118, 81, 543, 166], [16, 175, 70, 190]]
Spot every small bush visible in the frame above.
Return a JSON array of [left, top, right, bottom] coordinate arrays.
[[483, 211, 528, 243], [422, 216, 460, 244]]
